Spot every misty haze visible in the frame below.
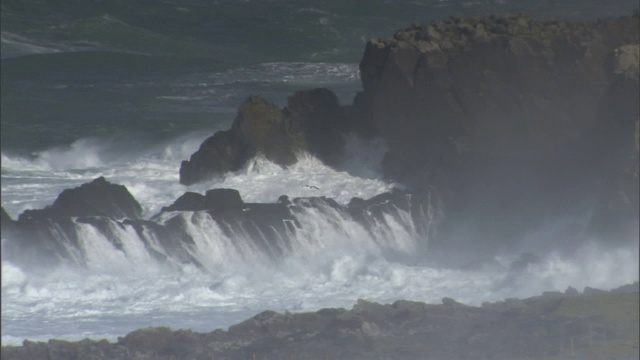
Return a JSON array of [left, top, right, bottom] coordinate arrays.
[[1, 0, 638, 359]]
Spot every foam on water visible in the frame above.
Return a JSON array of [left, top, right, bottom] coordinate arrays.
[[0, 32, 91, 59], [2, 237, 638, 346], [2, 123, 639, 347], [210, 62, 360, 86], [1, 132, 206, 217], [4, 0, 640, 348], [1, 133, 393, 218]]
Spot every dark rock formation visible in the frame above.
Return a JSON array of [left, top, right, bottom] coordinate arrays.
[[587, 44, 639, 241], [180, 88, 347, 185], [359, 15, 639, 173], [3, 286, 638, 359], [19, 176, 142, 221], [160, 189, 244, 213], [178, 14, 639, 249], [2, 177, 143, 268], [2, 179, 434, 270], [179, 13, 639, 248], [1, 206, 16, 232], [353, 13, 640, 248]]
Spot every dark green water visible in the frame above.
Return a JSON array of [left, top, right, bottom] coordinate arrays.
[[2, 0, 638, 153]]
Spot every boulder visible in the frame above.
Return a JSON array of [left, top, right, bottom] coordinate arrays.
[[180, 88, 348, 185], [178, 130, 248, 186], [160, 189, 244, 213], [160, 191, 207, 212], [232, 95, 306, 166], [203, 188, 244, 212], [3, 177, 143, 268], [18, 177, 142, 221]]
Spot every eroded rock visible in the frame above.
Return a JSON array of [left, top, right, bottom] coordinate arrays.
[[180, 88, 348, 185]]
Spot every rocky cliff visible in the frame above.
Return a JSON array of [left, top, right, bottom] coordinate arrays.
[[355, 13, 639, 248], [180, 13, 639, 249], [358, 13, 638, 180]]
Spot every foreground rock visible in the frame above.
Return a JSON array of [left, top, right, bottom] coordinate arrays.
[[3, 283, 638, 360], [2, 178, 436, 269], [1, 177, 143, 268], [180, 88, 348, 185]]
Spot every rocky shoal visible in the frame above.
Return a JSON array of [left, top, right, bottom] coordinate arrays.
[[2, 282, 638, 360]]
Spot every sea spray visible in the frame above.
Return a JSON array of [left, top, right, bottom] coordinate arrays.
[[3, 237, 638, 345]]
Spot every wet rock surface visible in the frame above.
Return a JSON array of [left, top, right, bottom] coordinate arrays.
[[587, 43, 639, 240], [2, 283, 638, 360], [355, 13, 640, 248], [179, 13, 640, 248], [3, 13, 639, 360], [1, 179, 434, 270], [180, 89, 348, 186], [1, 177, 144, 268], [18, 176, 142, 221]]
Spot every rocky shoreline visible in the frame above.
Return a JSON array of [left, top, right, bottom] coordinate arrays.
[[2, 11, 639, 360], [2, 282, 638, 360], [1, 176, 436, 269], [3, 12, 636, 268]]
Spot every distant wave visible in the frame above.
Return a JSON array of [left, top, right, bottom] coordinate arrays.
[[208, 62, 360, 86], [0, 32, 88, 59]]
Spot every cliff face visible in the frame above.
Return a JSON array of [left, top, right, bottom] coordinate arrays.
[[357, 14, 639, 247], [178, 13, 638, 249]]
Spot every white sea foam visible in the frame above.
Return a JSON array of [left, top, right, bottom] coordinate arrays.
[[1, 133, 390, 218], [0, 31, 105, 59], [187, 151, 396, 206], [209, 62, 360, 86], [2, 130, 639, 347], [2, 238, 637, 346]]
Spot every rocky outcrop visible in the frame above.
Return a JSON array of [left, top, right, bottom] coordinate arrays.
[[178, 14, 638, 246], [359, 14, 639, 174], [1, 177, 143, 268], [180, 88, 347, 185], [353, 13, 640, 247], [587, 44, 639, 240], [3, 284, 638, 359], [2, 179, 434, 270], [19, 176, 142, 221]]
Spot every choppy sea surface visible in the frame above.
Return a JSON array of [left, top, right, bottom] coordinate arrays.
[[2, 0, 639, 346]]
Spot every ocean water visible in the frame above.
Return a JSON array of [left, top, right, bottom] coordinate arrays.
[[2, 0, 639, 346]]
